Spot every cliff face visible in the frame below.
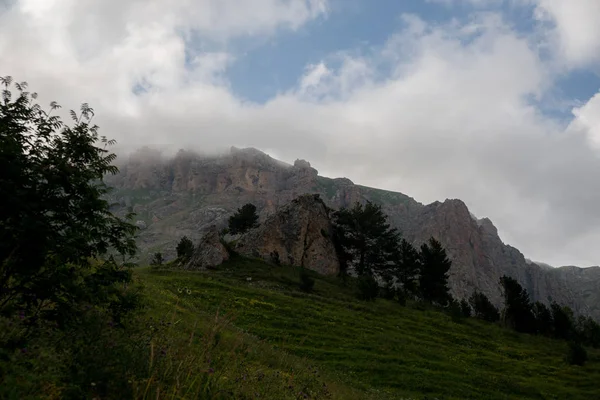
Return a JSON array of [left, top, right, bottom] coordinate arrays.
[[235, 194, 340, 276], [106, 147, 600, 318]]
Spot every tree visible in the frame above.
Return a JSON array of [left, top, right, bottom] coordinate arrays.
[[566, 341, 587, 366], [499, 276, 534, 333], [576, 315, 600, 348], [299, 268, 315, 293], [393, 239, 421, 297], [357, 274, 379, 301], [228, 203, 259, 235], [176, 236, 194, 261], [469, 291, 500, 322], [418, 237, 452, 305], [333, 201, 400, 278], [532, 301, 553, 336], [0, 76, 138, 325], [551, 302, 575, 340], [150, 252, 164, 267]]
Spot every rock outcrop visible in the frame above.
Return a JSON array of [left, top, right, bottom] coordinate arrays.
[[106, 146, 600, 319], [235, 194, 340, 275], [185, 225, 229, 270]]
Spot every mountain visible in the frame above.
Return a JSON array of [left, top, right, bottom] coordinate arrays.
[[106, 146, 600, 319]]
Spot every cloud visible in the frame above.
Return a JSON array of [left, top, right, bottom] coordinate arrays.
[[533, 0, 600, 68], [1, 1, 600, 267]]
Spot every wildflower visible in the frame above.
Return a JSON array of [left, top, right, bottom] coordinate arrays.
[[177, 288, 182, 293], [207, 368, 215, 374], [186, 288, 192, 295]]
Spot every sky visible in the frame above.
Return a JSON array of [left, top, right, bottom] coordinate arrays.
[[1, 0, 600, 267]]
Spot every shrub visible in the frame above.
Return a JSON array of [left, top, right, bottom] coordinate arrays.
[[357, 275, 379, 301], [566, 341, 587, 366], [151, 252, 164, 268], [228, 203, 259, 234], [299, 268, 315, 292], [176, 236, 194, 261]]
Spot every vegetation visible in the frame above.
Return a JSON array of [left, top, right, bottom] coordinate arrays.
[[418, 237, 452, 306], [470, 290, 501, 322], [228, 203, 259, 234], [151, 252, 165, 267], [333, 201, 400, 278], [3, 77, 600, 399], [176, 235, 194, 262], [135, 260, 600, 399], [0, 77, 143, 399]]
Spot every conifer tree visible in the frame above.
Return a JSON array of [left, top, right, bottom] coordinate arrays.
[[333, 201, 400, 278], [228, 203, 259, 234], [418, 237, 451, 305]]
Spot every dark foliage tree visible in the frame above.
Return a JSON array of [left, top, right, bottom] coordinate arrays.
[[469, 291, 500, 322], [333, 201, 400, 278], [393, 239, 421, 297], [460, 299, 472, 318], [576, 315, 600, 348], [0, 76, 138, 326], [357, 275, 379, 301], [299, 268, 315, 293], [228, 203, 259, 235], [566, 341, 587, 366], [151, 252, 164, 267], [499, 276, 534, 333], [551, 302, 575, 340], [176, 236, 194, 261], [532, 301, 553, 336], [418, 238, 451, 305], [0, 78, 145, 398]]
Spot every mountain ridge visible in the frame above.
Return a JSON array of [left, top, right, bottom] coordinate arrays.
[[106, 146, 600, 319]]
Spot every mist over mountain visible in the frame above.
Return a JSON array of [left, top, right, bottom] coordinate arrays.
[[106, 146, 600, 320]]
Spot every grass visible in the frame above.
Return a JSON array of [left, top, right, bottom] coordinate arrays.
[[137, 257, 600, 399]]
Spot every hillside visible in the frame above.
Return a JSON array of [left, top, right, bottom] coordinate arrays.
[[106, 146, 600, 319], [136, 257, 600, 399]]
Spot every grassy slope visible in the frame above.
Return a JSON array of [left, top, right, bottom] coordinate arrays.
[[137, 258, 600, 400]]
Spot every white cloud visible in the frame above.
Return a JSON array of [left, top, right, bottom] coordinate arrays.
[[533, 0, 600, 68], [2, 1, 600, 267]]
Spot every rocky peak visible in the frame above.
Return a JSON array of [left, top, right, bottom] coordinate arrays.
[[234, 194, 340, 275]]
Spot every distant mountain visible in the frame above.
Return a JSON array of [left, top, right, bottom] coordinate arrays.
[[106, 146, 600, 319]]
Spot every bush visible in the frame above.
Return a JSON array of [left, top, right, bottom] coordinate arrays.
[[357, 275, 379, 301], [299, 268, 315, 292], [176, 236, 194, 261], [566, 341, 587, 366], [151, 252, 164, 268], [228, 203, 259, 235]]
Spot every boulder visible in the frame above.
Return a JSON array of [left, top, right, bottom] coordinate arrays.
[[235, 194, 340, 275], [185, 225, 229, 270]]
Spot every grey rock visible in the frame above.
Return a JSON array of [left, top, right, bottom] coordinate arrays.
[[185, 225, 229, 270], [235, 194, 340, 275]]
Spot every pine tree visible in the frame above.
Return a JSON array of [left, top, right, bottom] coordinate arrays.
[[551, 302, 574, 340], [418, 237, 451, 305], [228, 203, 259, 234], [333, 201, 400, 278], [532, 301, 553, 336], [500, 275, 534, 333], [393, 239, 421, 296], [468, 291, 500, 322], [176, 236, 194, 261]]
